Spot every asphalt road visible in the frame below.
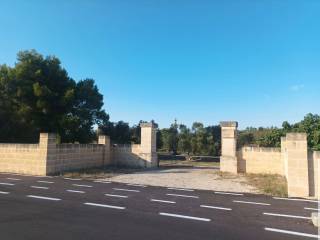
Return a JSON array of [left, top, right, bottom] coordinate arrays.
[[0, 172, 319, 240]]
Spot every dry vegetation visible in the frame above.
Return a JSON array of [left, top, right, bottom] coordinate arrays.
[[245, 173, 288, 197], [62, 166, 144, 180]]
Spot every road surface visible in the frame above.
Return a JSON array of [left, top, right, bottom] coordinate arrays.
[[0, 172, 318, 240]]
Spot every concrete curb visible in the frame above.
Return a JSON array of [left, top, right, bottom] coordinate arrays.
[[311, 212, 319, 227]]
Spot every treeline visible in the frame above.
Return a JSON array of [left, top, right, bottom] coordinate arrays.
[[238, 113, 320, 151], [0, 50, 142, 144], [157, 121, 221, 156]]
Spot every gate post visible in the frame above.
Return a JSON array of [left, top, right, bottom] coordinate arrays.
[[220, 121, 238, 173]]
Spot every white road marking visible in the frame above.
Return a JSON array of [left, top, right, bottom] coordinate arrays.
[[6, 178, 21, 181], [263, 212, 311, 220], [233, 200, 270, 206], [265, 227, 319, 239], [94, 181, 111, 184], [0, 191, 9, 194], [159, 212, 211, 222], [0, 182, 15, 186], [105, 194, 128, 198], [166, 193, 199, 199], [31, 186, 49, 190], [84, 202, 125, 210], [66, 190, 85, 194], [273, 197, 320, 203], [64, 178, 81, 181], [167, 187, 194, 192], [113, 188, 140, 193], [34, 176, 53, 178], [304, 207, 319, 211], [27, 195, 61, 201], [37, 180, 54, 184], [151, 199, 176, 204], [72, 184, 93, 188], [200, 205, 232, 211], [214, 191, 243, 196], [126, 184, 147, 188]]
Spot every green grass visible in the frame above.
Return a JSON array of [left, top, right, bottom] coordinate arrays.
[[245, 173, 288, 197]]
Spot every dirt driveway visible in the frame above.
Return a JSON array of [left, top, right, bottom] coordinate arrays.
[[106, 167, 257, 193]]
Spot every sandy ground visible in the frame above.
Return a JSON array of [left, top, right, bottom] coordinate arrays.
[[106, 167, 257, 193]]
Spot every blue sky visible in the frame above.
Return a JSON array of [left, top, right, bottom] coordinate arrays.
[[1, 0, 319, 129]]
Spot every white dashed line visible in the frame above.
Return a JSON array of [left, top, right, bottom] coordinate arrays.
[[6, 178, 21, 181], [304, 207, 319, 211], [27, 195, 61, 201], [0, 191, 9, 194], [37, 181, 54, 184], [166, 193, 199, 199], [113, 188, 140, 193], [151, 199, 176, 204], [66, 190, 85, 194], [31, 186, 49, 190], [233, 200, 270, 206], [105, 194, 128, 198], [167, 187, 194, 192], [214, 192, 243, 196], [200, 205, 232, 211], [126, 184, 147, 188], [64, 178, 81, 181], [72, 184, 93, 188], [0, 182, 15, 186], [273, 197, 320, 203], [84, 202, 125, 210], [94, 181, 111, 184], [265, 227, 319, 239], [159, 212, 211, 222], [263, 212, 311, 220]]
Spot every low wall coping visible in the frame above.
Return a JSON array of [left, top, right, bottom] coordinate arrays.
[[220, 121, 238, 128]]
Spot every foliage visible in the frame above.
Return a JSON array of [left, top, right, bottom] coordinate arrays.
[[159, 120, 221, 156], [0, 50, 109, 143], [238, 113, 320, 150]]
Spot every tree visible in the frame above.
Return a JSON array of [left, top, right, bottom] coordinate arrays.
[[0, 50, 109, 143]]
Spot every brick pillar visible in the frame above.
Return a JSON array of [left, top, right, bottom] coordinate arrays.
[[39, 133, 57, 175], [140, 122, 158, 168], [98, 135, 111, 166], [285, 133, 309, 198], [220, 121, 238, 173]]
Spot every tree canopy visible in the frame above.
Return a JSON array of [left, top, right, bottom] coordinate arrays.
[[0, 50, 109, 143], [238, 113, 320, 150]]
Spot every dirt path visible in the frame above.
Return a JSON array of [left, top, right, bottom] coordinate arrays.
[[107, 167, 257, 193]]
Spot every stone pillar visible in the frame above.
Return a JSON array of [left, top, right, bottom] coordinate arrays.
[[140, 122, 158, 168], [220, 121, 238, 173], [39, 133, 57, 175], [285, 133, 309, 198], [98, 135, 111, 166]]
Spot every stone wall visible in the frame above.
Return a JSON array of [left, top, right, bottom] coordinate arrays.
[[0, 122, 157, 176], [220, 121, 319, 199], [308, 151, 320, 198], [111, 144, 146, 168], [0, 143, 45, 175], [237, 147, 282, 174]]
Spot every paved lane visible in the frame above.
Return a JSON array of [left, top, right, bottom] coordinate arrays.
[[0, 172, 318, 240]]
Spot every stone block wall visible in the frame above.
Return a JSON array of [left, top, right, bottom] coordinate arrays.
[[221, 121, 319, 199], [0, 122, 157, 176], [237, 147, 282, 174], [308, 151, 320, 198], [0, 143, 45, 175]]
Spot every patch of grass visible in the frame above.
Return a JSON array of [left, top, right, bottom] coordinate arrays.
[[245, 173, 288, 197], [61, 166, 144, 180]]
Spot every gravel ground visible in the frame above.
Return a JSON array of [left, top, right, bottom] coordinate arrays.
[[106, 167, 257, 193]]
